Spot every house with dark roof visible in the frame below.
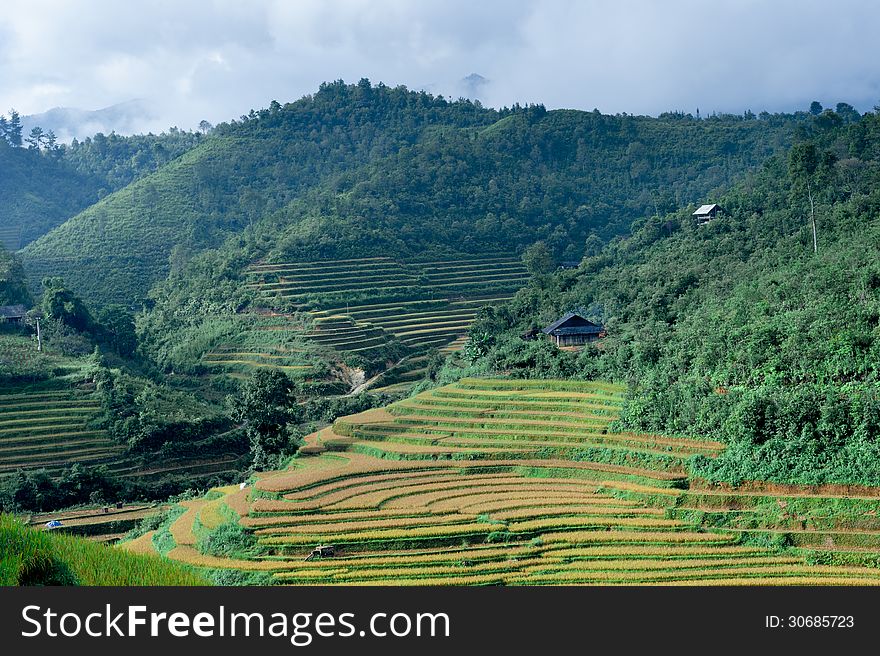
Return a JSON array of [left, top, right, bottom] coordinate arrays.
[[0, 304, 27, 324], [542, 311, 605, 347], [693, 203, 720, 226]]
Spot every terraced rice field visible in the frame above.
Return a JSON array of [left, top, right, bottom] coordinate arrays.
[[0, 385, 248, 483], [0, 223, 21, 251], [198, 314, 319, 375], [135, 378, 880, 585], [202, 343, 316, 374], [244, 255, 529, 358], [0, 389, 124, 474], [197, 314, 351, 395], [30, 504, 166, 542]]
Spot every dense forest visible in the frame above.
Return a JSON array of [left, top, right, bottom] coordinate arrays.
[[458, 103, 880, 485], [20, 81, 805, 306], [0, 138, 102, 249], [0, 109, 201, 250]]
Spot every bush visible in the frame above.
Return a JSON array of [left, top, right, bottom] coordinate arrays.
[[196, 520, 258, 558]]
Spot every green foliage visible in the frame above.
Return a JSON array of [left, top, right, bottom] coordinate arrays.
[[124, 509, 168, 541], [463, 106, 880, 485], [21, 81, 804, 306], [0, 465, 121, 513], [195, 519, 257, 558], [208, 569, 275, 585], [41, 276, 94, 333], [303, 392, 392, 424], [463, 330, 493, 363], [0, 249, 32, 306], [489, 335, 582, 378], [228, 369, 302, 470], [0, 513, 207, 585], [94, 304, 137, 357], [95, 367, 235, 453], [522, 241, 556, 275], [151, 505, 187, 556]]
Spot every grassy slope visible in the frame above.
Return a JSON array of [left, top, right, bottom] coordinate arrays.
[[22, 138, 244, 302], [0, 513, 207, 585]]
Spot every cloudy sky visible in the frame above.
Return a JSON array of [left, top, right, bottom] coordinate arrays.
[[2, 0, 879, 134]]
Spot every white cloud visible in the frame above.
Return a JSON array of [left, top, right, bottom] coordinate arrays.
[[1, 0, 878, 134]]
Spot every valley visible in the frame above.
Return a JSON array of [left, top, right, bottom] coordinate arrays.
[[2, 84, 880, 587]]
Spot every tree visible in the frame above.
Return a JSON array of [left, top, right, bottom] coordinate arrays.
[[228, 369, 301, 470], [198, 120, 213, 134], [584, 233, 604, 258], [835, 102, 860, 124], [788, 142, 836, 254], [44, 130, 58, 151], [40, 277, 94, 333], [0, 250, 32, 306], [809, 101, 823, 116], [94, 304, 137, 357], [522, 241, 555, 275], [463, 330, 493, 363], [25, 126, 44, 150], [3, 109, 22, 146]]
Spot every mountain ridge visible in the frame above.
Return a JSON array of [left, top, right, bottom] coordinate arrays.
[[20, 81, 807, 306]]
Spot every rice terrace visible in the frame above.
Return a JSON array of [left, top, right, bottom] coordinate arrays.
[[120, 379, 880, 585]]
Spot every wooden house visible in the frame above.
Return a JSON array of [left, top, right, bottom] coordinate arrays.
[[0, 304, 26, 325], [542, 311, 605, 347], [693, 204, 720, 226]]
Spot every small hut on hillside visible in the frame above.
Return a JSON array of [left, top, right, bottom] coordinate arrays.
[[0, 305, 26, 325], [542, 311, 605, 347], [693, 204, 720, 226]]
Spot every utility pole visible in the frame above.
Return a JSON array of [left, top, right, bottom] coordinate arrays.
[[36, 317, 42, 352], [807, 181, 818, 254]]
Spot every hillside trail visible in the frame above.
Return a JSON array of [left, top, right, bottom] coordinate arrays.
[[347, 368, 386, 396], [346, 355, 416, 396]]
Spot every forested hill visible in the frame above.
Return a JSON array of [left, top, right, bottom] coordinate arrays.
[[0, 125, 202, 251], [0, 140, 102, 249], [21, 80, 805, 306], [464, 104, 880, 485]]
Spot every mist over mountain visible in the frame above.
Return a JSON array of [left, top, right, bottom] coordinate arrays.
[[21, 100, 157, 143]]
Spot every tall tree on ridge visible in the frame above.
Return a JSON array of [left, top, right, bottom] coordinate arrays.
[[788, 142, 837, 254]]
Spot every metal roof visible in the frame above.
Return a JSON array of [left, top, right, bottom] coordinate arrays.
[[0, 304, 26, 319], [542, 311, 603, 335], [693, 204, 719, 216]]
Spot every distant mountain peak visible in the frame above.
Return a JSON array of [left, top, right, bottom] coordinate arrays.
[[460, 73, 489, 101], [21, 99, 157, 143]]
